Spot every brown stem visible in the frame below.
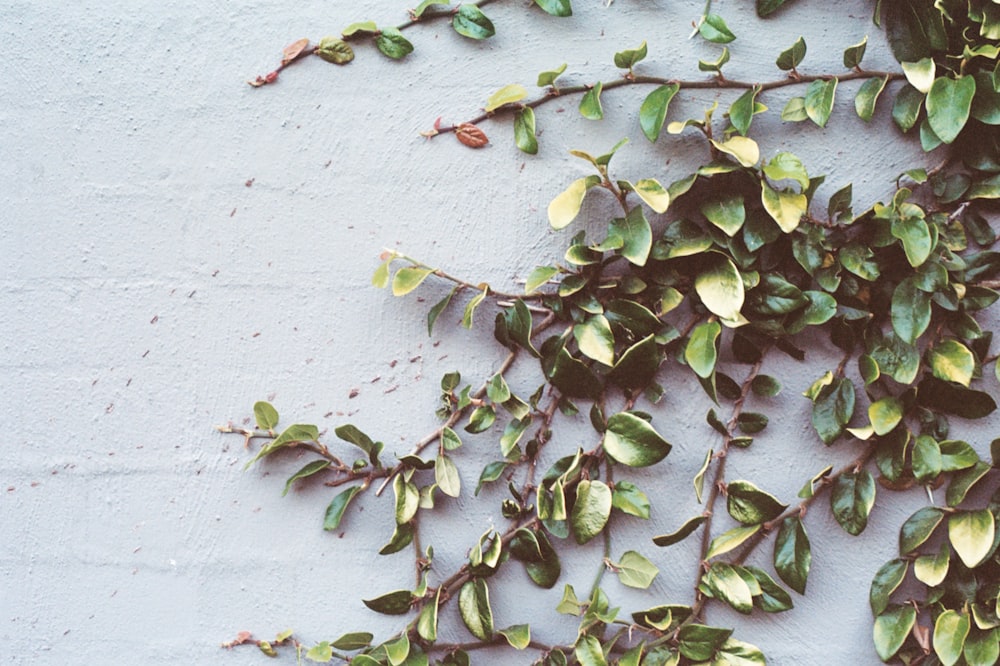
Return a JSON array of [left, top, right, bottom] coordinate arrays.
[[434, 71, 904, 134]]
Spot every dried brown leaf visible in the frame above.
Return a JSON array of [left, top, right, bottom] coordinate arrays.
[[282, 38, 310, 65], [455, 123, 489, 148]]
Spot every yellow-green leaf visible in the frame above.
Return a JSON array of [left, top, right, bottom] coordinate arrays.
[[710, 136, 759, 167], [695, 254, 745, 321], [761, 182, 807, 233], [549, 176, 599, 229]]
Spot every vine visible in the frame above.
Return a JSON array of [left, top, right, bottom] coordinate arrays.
[[224, 2, 1000, 664]]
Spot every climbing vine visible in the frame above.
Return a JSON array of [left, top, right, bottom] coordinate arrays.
[[222, 1, 1000, 664]]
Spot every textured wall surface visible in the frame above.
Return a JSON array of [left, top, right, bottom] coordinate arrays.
[[2, 1, 995, 664]]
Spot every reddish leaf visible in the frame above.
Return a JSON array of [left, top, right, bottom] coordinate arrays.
[[455, 123, 489, 148], [282, 38, 310, 64]]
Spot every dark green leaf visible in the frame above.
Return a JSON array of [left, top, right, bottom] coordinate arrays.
[[608, 206, 652, 266], [899, 506, 945, 554], [774, 516, 810, 594], [452, 4, 495, 39], [283, 460, 331, 496], [363, 589, 414, 615], [776, 36, 806, 70], [873, 606, 916, 662], [549, 346, 602, 399], [891, 278, 931, 343], [727, 480, 788, 525], [613, 41, 648, 69], [810, 377, 855, 445], [918, 377, 997, 419], [947, 461, 992, 507], [375, 28, 414, 59], [324, 486, 362, 531], [639, 84, 680, 142], [745, 566, 794, 613], [831, 470, 876, 536], [653, 515, 707, 547], [331, 632, 373, 650], [843, 36, 868, 69], [926, 75, 976, 144], [892, 84, 924, 132], [427, 285, 459, 336], [870, 558, 908, 615], [603, 412, 672, 467], [514, 108, 538, 155], [677, 625, 733, 662], [534, 0, 572, 17], [379, 521, 415, 555]]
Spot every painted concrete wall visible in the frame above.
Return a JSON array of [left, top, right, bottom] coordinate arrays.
[[2, 1, 994, 664]]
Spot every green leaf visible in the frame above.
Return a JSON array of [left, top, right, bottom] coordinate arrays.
[[524, 530, 561, 588], [892, 217, 932, 267], [392, 267, 434, 296], [579, 82, 604, 120], [342, 21, 378, 37], [614, 551, 659, 589], [640, 84, 680, 142], [458, 579, 494, 640], [918, 378, 997, 419], [899, 506, 945, 554], [685, 321, 721, 379], [964, 626, 1000, 666], [939, 439, 980, 472], [486, 84, 527, 112], [611, 480, 650, 519], [699, 14, 736, 43], [384, 635, 410, 666], [306, 642, 333, 663], [694, 448, 712, 503], [891, 279, 931, 343], [575, 635, 607, 666], [499, 624, 531, 650], [548, 176, 600, 229], [379, 521, 415, 555], [873, 606, 916, 662], [574, 315, 615, 366], [804, 78, 838, 128], [244, 423, 321, 469], [435, 454, 461, 498], [283, 460, 331, 497], [711, 135, 759, 167], [947, 461, 992, 507], [843, 35, 868, 68], [746, 566, 794, 613], [912, 435, 942, 483], [608, 206, 652, 266], [534, 0, 572, 17], [525, 266, 557, 294], [761, 182, 806, 233], [856, 76, 889, 121], [461, 286, 488, 330], [729, 86, 761, 136], [870, 558, 908, 616], [633, 179, 670, 213], [763, 152, 810, 190], [831, 470, 876, 536], [892, 84, 925, 132], [614, 41, 647, 69], [927, 75, 976, 144], [774, 516, 810, 594], [571, 480, 612, 545], [417, 590, 440, 642], [949, 510, 996, 568], [752, 375, 782, 397], [934, 610, 971, 666], [869, 396, 903, 436], [695, 254, 744, 321], [316, 37, 354, 65], [394, 475, 420, 524], [705, 562, 753, 614], [331, 632, 373, 650], [427, 285, 458, 336], [727, 480, 787, 525], [677, 625, 732, 662], [603, 412, 672, 467], [758, 0, 795, 17], [913, 541, 949, 586], [537, 62, 568, 87], [375, 28, 414, 59], [653, 515, 707, 547], [411, 0, 449, 18], [776, 37, 806, 71], [810, 377, 855, 445], [363, 589, 414, 615], [705, 524, 761, 560], [514, 108, 538, 155], [452, 4, 495, 39], [323, 486, 362, 531], [699, 47, 730, 73], [702, 195, 745, 237], [253, 401, 279, 430], [929, 339, 975, 387]]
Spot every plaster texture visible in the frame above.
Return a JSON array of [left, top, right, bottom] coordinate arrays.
[[2, 1, 996, 664]]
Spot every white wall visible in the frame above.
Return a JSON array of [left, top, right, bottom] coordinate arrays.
[[2, 1, 993, 664]]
